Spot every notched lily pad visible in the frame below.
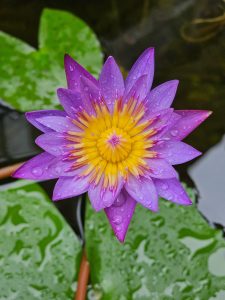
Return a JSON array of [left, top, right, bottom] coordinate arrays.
[[85, 185, 225, 300], [0, 8, 103, 111], [0, 181, 82, 300]]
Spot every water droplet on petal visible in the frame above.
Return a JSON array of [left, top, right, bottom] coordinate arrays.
[[113, 194, 126, 207], [103, 197, 112, 207], [170, 129, 178, 137], [162, 184, 168, 190], [54, 166, 61, 175], [31, 167, 43, 177], [112, 215, 122, 225], [167, 194, 173, 200], [116, 225, 122, 232]]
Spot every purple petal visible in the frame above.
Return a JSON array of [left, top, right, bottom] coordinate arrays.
[[146, 108, 174, 139], [146, 80, 179, 113], [36, 115, 80, 133], [64, 54, 98, 91], [105, 189, 136, 243], [152, 112, 182, 141], [53, 176, 89, 201], [163, 110, 212, 141], [88, 177, 124, 211], [125, 48, 154, 94], [146, 158, 177, 179], [125, 175, 158, 211], [123, 75, 149, 103], [35, 133, 67, 156], [99, 56, 125, 112], [153, 178, 192, 205], [157, 112, 181, 139], [57, 88, 83, 117], [12, 152, 76, 180], [153, 141, 201, 165], [26, 110, 66, 133], [80, 76, 101, 114]]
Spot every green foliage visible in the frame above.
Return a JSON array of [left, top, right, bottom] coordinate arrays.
[[0, 181, 82, 300], [0, 9, 102, 111], [86, 186, 225, 300]]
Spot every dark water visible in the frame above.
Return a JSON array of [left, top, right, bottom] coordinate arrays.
[[0, 0, 225, 231]]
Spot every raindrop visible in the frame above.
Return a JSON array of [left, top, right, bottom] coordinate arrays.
[[162, 183, 168, 190], [54, 166, 61, 174], [170, 129, 178, 137], [113, 194, 126, 207], [31, 167, 43, 177], [167, 194, 173, 200], [113, 215, 122, 225], [116, 225, 122, 231], [69, 65, 74, 72], [103, 197, 111, 207]]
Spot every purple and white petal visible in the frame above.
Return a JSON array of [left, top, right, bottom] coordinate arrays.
[[53, 176, 89, 201], [153, 141, 201, 165], [146, 80, 179, 113], [12, 152, 76, 180], [35, 132, 68, 156], [88, 177, 124, 211], [123, 75, 149, 103], [36, 115, 80, 133], [125, 175, 158, 211], [105, 189, 136, 243], [99, 56, 124, 112], [125, 48, 154, 94], [57, 88, 83, 117], [146, 158, 177, 179], [163, 110, 212, 141], [26, 110, 66, 133], [64, 54, 98, 91], [153, 178, 192, 205]]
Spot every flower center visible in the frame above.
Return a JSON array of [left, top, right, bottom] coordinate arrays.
[[97, 127, 132, 163], [66, 99, 157, 188]]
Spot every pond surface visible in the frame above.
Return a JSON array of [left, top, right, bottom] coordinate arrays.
[[0, 0, 225, 230]]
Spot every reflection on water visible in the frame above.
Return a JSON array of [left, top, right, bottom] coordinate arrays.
[[189, 135, 225, 229]]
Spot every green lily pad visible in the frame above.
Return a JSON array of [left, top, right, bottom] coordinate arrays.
[[0, 8, 102, 111], [0, 180, 82, 300], [85, 186, 225, 300]]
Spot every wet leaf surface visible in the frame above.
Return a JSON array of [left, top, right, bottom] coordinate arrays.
[[0, 8, 102, 112], [0, 181, 82, 300], [85, 185, 225, 300]]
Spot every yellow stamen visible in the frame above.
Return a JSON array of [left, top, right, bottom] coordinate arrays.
[[67, 100, 157, 189]]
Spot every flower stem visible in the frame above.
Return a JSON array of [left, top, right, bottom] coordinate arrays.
[[0, 162, 24, 179], [75, 250, 90, 300]]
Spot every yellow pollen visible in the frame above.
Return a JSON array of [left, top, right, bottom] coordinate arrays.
[[66, 99, 157, 189]]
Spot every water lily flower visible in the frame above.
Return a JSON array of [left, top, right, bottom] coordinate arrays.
[[13, 48, 211, 242]]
